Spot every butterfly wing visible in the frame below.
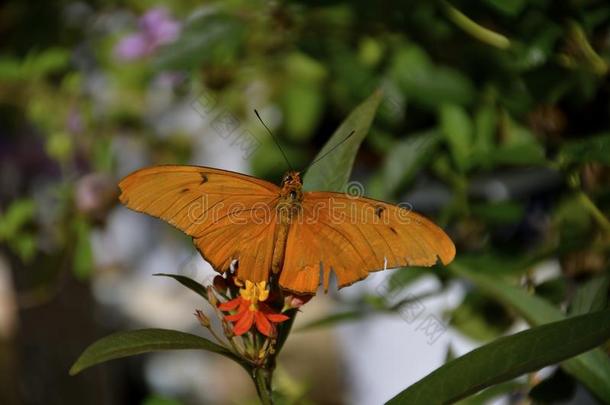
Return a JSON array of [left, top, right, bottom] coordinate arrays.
[[280, 192, 455, 294], [118, 165, 280, 282]]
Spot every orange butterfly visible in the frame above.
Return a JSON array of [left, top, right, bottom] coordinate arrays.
[[119, 166, 455, 294]]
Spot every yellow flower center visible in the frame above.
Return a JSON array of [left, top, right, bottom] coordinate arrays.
[[239, 280, 269, 311]]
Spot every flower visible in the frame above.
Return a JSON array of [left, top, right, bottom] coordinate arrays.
[[218, 280, 289, 337], [115, 7, 181, 61]]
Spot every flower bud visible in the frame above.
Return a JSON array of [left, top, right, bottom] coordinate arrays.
[[282, 293, 312, 311], [206, 287, 218, 306], [194, 310, 210, 328], [213, 275, 228, 293], [222, 320, 234, 338]]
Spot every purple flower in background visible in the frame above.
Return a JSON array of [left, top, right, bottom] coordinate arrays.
[[115, 7, 181, 61]]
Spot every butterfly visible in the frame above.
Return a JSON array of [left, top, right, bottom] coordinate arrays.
[[118, 166, 455, 294], [119, 165, 455, 294]]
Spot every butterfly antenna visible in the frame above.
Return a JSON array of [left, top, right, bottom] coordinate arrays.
[[254, 109, 293, 171], [306, 130, 356, 171]]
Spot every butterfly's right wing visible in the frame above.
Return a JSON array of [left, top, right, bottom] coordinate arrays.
[[280, 192, 455, 294], [119, 165, 280, 282]]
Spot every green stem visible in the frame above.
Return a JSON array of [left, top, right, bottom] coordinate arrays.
[[577, 192, 610, 234], [442, 0, 511, 49], [253, 367, 274, 405], [275, 309, 298, 355], [567, 22, 608, 75], [248, 310, 299, 404]]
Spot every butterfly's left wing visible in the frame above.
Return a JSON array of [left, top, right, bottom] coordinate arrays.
[[119, 165, 280, 283], [279, 192, 455, 294]]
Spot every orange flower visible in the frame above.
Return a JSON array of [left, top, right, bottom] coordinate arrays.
[[218, 280, 289, 337]]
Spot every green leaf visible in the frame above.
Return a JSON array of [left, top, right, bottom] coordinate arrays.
[[450, 262, 610, 402], [46, 131, 73, 162], [0, 57, 22, 81], [27, 47, 71, 77], [491, 117, 545, 166], [569, 274, 610, 316], [456, 381, 524, 405], [0, 198, 36, 240], [391, 46, 475, 107], [559, 133, 610, 166], [440, 104, 473, 172], [70, 328, 243, 376], [11, 233, 36, 263], [282, 81, 324, 142], [378, 130, 441, 198], [472, 104, 496, 168], [489, 142, 546, 166], [303, 90, 383, 192], [154, 273, 209, 300], [0, 48, 70, 81], [282, 50, 327, 142], [285, 52, 327, 82], [386, 308, 610, 404]]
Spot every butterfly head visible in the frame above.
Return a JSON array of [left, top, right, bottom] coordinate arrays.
[[280, 171, 303, 202], [281, 171, 301, 187]]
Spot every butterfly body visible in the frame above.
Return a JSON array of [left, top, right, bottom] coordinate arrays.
[[271, 171, 302, 275], [119, 165, 455, 294]]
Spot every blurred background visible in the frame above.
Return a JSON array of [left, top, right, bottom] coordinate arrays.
[[1, 1, 609, 404]]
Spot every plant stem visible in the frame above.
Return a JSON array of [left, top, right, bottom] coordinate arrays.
[[249, 310, 299, 403], [442, 0, 511, 49], [253, 367, 274, 405], [567, 22, 608, 75], [577, 192, 610, 234]]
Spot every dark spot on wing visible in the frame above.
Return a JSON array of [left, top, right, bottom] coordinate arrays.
[[200, 173, 208, 184], [180, 188, 190, 193], [375, 205, 385, 218], [389, 227, 398, 235]]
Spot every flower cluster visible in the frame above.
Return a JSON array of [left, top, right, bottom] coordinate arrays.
[[195, 272, 311, 366], [219, 280, 290, 337]]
